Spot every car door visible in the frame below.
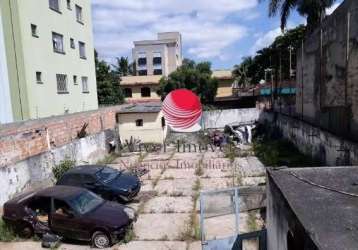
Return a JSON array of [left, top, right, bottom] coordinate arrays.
[[49, 198, 91, 241], [81, 174, 107, 197]]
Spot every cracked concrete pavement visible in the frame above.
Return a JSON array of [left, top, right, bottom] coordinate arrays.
[[0, 146, 266, 250]]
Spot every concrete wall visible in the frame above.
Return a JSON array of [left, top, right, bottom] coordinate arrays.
[[266, 172, 318, 250], [260, 112, 358, 166], [0, 131, 111, 205], [117, 112, 165, 143], [266, 174, 290, 250], [296, 0, 358, 139], [0, 106, 120, 205], [202, 108, 260, 129], [0, 0, 98, 121]]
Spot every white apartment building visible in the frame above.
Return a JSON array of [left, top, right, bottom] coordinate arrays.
[[132, 32, 183, 76], [0, 0, 98, 123], [121, 32, 182, 103]]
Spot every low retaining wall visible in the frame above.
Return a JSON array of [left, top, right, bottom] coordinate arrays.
[[0, 106, 121, 205], [260, 112, 358, 166], [202, 108, 260, 129]]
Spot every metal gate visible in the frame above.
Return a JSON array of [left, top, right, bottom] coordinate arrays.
[[200, 187, 266, 250]]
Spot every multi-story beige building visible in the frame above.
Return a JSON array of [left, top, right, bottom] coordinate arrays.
[[0, 0, 98, 123], [132, 32, 182, 76], [121, 32, 182, 103]]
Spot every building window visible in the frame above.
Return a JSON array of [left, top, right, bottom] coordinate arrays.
[[31, 24, 38, 37], [136, 119, 143, 127], [56, 74, 68, 93], [67, 0, 71, 9], [138, 70, 147, 76], [73, 75, 77, 85], [124, 88, 132, 98], [79, 42, 86, 59], [75, 5, 83, 23], [138, 57, 147, 66], [49, 0, 60, 12], [153, 57, 162, 65], [70, 38, 75, 49], [36, 72, 42, 83], [153, 52, 162, 65], [141, 87, 151, 97], [52, 32, 64, 54], [82, 76, 89, 93], [154, 69, 162, 75]]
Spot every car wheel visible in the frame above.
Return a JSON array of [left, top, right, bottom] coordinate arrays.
[[92, 231, 111, 249], [18, 224, 34, 238]]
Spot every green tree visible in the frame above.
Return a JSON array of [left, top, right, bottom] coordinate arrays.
[[233, 25, 306, 86], [157, 59, 218, 104], [112, 56, 133, 76], [260, 0, 337, 30], [233, 57, 253, 88], [95, 50, 124, 105]]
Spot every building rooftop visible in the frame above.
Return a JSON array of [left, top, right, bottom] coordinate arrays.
[[117, 102, 162, 114], [121, 75, 162, 86], [212, 70, 233, 80], [268, 167, 358, 250], [134, 38, 178, 46]]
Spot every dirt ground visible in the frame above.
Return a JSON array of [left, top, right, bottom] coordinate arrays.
[[0, 146, 266, 250]]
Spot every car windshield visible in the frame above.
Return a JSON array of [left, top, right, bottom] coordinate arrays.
[[96, 167, 120, 183], [68, 191, 104, 215]]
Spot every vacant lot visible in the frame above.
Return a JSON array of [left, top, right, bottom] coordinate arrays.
[[0, 146, 266, 250]]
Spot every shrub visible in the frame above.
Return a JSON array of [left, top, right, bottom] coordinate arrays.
[[52, 158, 76, 182], [0, 219, 18, 242]]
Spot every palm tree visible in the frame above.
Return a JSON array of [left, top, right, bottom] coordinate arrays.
[[260, 0, 337, 30], [233, 57, 253, 88], [112, 56, 133, 76]]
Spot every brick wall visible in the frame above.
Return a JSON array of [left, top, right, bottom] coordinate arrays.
[[0, 106, 121, 168]]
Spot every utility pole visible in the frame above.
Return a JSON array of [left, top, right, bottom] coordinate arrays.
[[288, 45, 294, 78]]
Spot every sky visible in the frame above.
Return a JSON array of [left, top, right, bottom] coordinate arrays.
[[91, 0, 342, 70]]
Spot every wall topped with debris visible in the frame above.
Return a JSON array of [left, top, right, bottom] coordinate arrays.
[[202, 108, 260, 130], [0, 106, 121, 205]]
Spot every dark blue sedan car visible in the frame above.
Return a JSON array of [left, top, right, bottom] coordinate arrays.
[[57, 165, 141, 202]]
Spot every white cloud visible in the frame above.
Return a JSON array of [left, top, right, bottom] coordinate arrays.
[[91, 0, 258, 63], [250, 28, 283, 55], [326, 3, 340, 15]]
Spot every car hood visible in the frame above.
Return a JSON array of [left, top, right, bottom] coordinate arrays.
[[107, 173, 139, 191], [86, 201, 130, 228]]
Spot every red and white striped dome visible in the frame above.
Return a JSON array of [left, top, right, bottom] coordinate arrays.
[[162, 89, 202, 130]]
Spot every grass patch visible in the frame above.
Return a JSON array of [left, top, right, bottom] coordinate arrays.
[[0, 219, 18, 242], [194, 166, 204, 176], [151, 175, 161, 188], [180, 178, 201, 242], [253, 137, 321, 167], [96, 153, 121, 165], [192, 179, 201, 192], [52, 158, 76, 182], [121, 226, 136, 244], [170, 192, 184, 197], [247, 212, 259, 232], [138, 152, 148, 163], [137, 202, 146, 214], [223, 143, 237, 163], [159, 235, 169, 241]]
